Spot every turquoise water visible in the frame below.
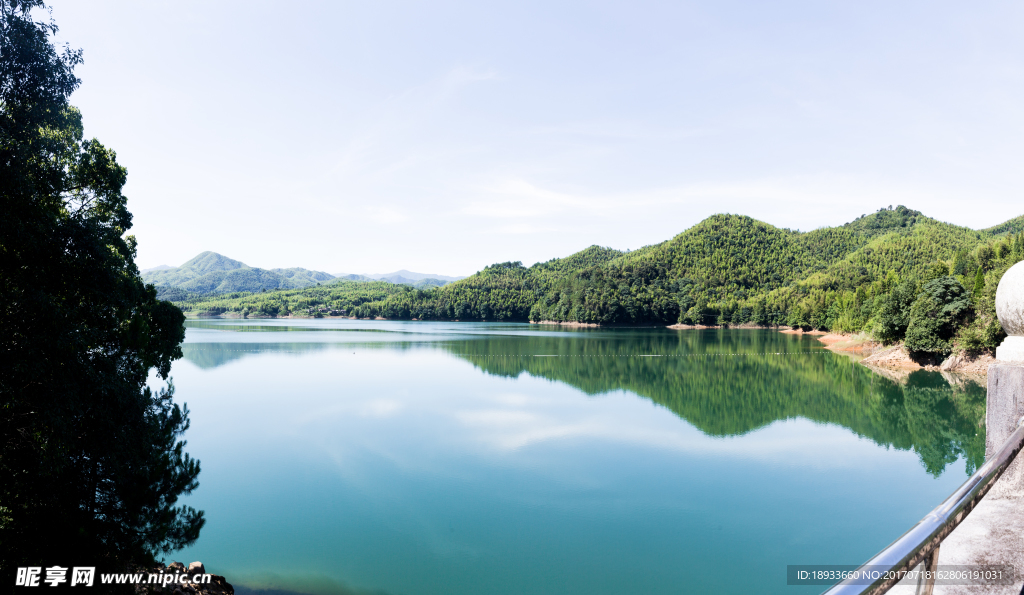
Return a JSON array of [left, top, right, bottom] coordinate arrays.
[[170, 320, 986, 595]]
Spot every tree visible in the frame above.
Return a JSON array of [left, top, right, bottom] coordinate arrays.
[[1, 0, 202, 574], [923, 261, 951, 282], [972, 267, 985, 299], [904, 277, 972, 354], [976, 244, 995, 270], [874, 280, 917, 344], [951, 249, 973, 277]]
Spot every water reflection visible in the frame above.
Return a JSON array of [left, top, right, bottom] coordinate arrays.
[[175, 321, 986, 595], [181, 323, 985, 477]]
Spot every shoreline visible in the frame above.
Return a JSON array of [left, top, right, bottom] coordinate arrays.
[[531, 320, 601, 327], [182, 313, 998, 375], [806, 332, 996, 375]]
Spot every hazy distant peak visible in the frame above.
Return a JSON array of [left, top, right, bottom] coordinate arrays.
[[140, 264, 173, 274], [334, 269, 466, 282]]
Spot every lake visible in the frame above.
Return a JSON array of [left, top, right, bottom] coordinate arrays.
[[169, 320, 986, 595]]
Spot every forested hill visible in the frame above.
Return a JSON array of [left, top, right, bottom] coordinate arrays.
[[176, 206, 1024, 356], [144, 251, 458, 298], [143, 251, 335, 299], [983, 214, 1024, 236]]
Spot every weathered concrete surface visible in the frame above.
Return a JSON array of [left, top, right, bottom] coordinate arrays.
[[986, 363, 1024, 499], [931, 363, 1024, 594], [887, 364, 1024, 594]]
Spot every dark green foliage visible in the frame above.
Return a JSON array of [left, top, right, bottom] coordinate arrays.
[[904, 295, 948, 354], [956, 260, 1012, 352], [1, 0, 200, 574], [972, 267, 985, 298], [874, 280, 918, 344], [904, 277, 972, 354]]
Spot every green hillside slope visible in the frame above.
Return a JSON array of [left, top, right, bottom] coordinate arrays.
[[172, 280, 408, 317], [983, 215, 1024, 236], [146, 252, 455, 297], [176, 207, 1024, 356], [143, 251, 336, 296], [143, 251, 247, 286]]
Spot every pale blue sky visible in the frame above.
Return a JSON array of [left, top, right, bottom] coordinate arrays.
[[47, 0, 1024, 275]]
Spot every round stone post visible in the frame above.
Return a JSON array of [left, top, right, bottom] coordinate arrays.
[[988, 261, 1024, 497], [996, 261, 1024, 362]]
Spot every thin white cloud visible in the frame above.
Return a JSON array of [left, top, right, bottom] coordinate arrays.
[[332, 66, 500, 184], [363, 205, 409, 224], [459, 172, 955, 231]]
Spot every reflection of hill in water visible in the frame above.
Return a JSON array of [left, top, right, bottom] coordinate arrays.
[[445, 329, 986, 477], [180, 341, 422, 369], [179, 329, 986, 477], [181, 343, 337, 369]]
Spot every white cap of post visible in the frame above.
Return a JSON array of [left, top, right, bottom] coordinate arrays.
[[996, 261, 1024, 362]]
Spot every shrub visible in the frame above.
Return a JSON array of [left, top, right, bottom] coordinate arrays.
[[904, 277, 972, 354], [873, 280, 917, 344]]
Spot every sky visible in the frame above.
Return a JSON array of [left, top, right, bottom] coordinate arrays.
[[45, 0, 1024, 276]]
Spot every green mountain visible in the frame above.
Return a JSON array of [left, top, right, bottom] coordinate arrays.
[[143, 251, 334, 297], [146, 252, 459, 298], [144, 251, 247, 286], [174, 206, 1024, 354], [983, 214, 1024, 236]]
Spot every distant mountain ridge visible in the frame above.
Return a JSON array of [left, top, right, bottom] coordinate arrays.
[[333, 269, 466, 283], [144, 252, 461, 298], [140, 264, 174, 274]]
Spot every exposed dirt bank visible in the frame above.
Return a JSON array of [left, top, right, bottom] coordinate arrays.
[[779, 328, 826, 335], [531, 320, 601, 328], [859, 345, 995, 374], [814, 333, 881, 354]]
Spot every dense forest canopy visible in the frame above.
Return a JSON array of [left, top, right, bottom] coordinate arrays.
[[1, 0, 200, 577], [179, 206, 1023, 357]]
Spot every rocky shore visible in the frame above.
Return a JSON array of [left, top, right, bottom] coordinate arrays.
[[531, 320, 601, 327], [789, 330, 997, 375], [858, 344, 996, 374], [136, 562, 233, 595]]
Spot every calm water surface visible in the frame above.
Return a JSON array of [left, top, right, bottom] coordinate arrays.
[[169, 320, 986, 595]]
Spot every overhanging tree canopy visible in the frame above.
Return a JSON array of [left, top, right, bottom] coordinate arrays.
[[1, 0, 203, 572]]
